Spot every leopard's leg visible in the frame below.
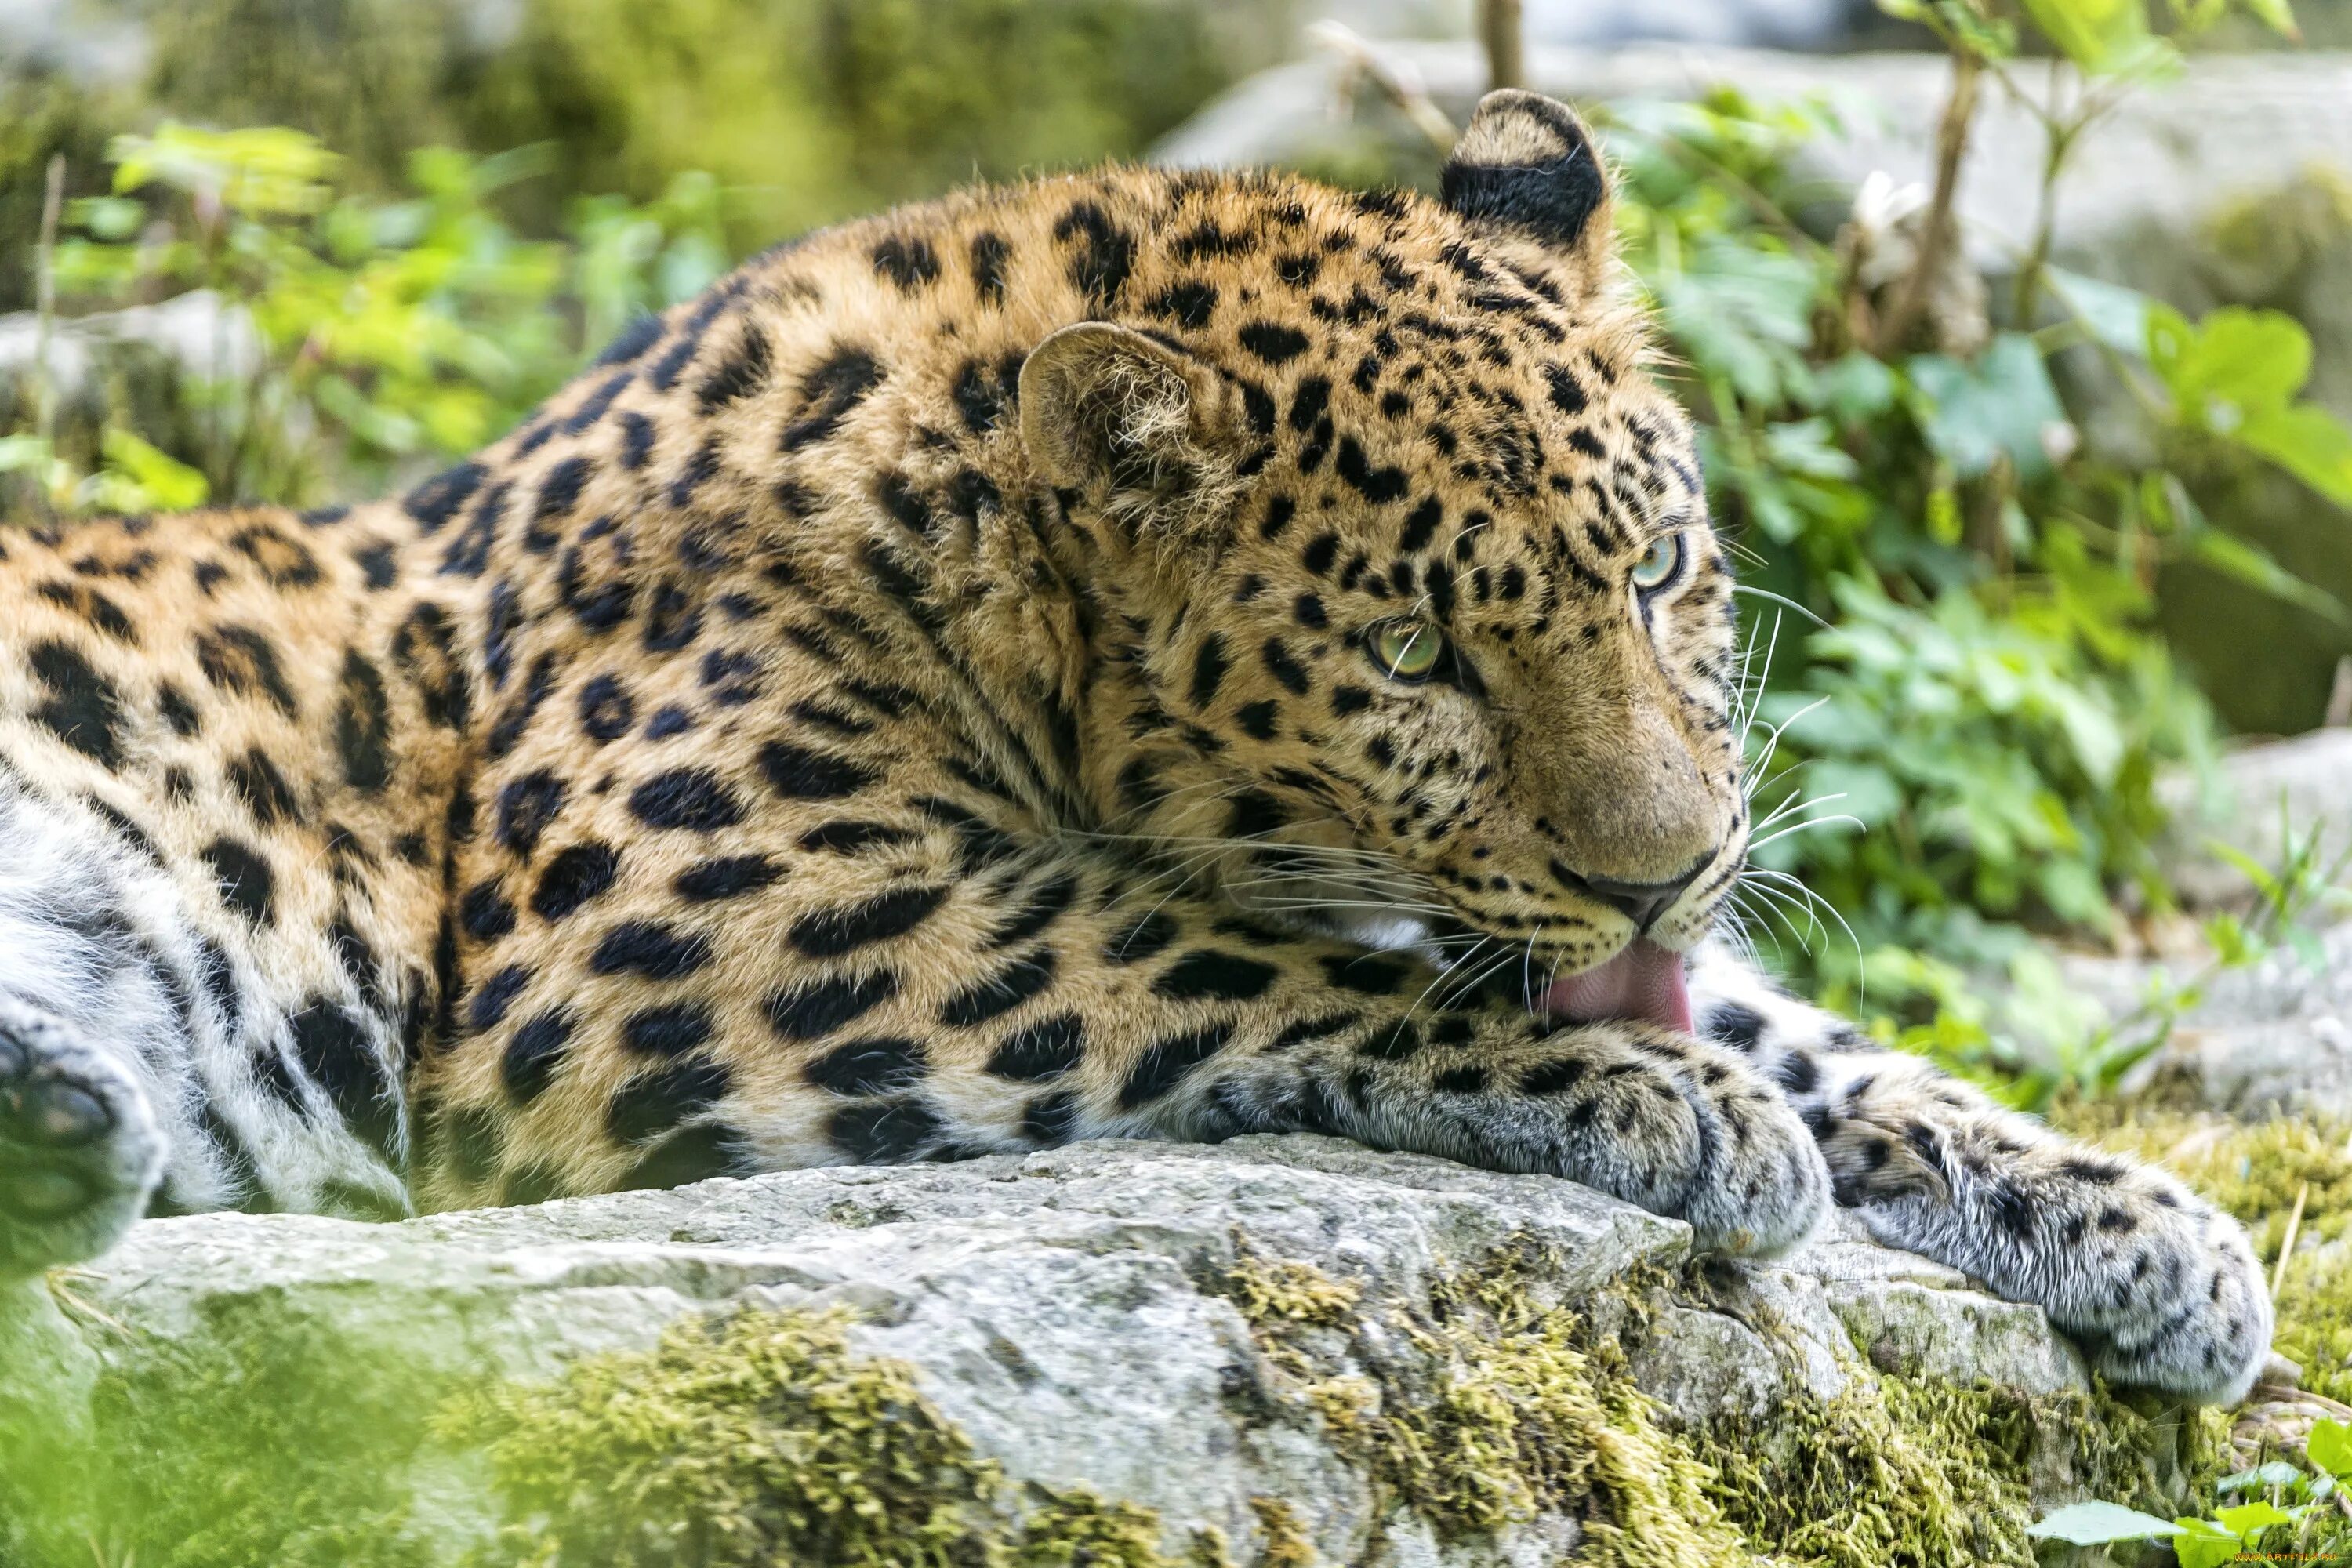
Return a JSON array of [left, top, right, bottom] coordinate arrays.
[[1689, 942, 2273, 1403], [423, 786, 1829, 1257], [0, 784, 179, 1276], [0, 773, 422, 1277]]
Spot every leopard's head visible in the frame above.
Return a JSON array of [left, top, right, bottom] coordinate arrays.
[[1022, 92, 1744, 1029]]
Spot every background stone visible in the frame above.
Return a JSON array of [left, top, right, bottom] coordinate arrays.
[[1, 1136, 2117, 1561]]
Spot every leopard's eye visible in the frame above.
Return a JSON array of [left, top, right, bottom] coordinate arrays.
[[1368, 619, 1445, 682], [1631, 532, 1684, 593]]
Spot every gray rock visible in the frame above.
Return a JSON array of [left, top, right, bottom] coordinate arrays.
[[2158, 728, 2352, 909], [0, 1135, 2123, 1562], [0, 290, 261, 419], [2056, 920, 2352, 1119]]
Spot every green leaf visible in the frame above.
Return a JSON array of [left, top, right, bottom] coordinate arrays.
[[1762, 418, 1861, 482], [2214, 1498, 2292, 1537], [2019, 0, 2154, 71], [1655, 240, 1820, 408], [2152, 305, 2314, 420], [96, 429, 209, 511], [2045, 267, 2154, 355], [2026, 1501, 2184, 1544], [1804, 760, 1905, 826], [0, 434, 54, 473], [2047, 684, 2125, 786], [1815, 351, 1900, 420], [2171, 1516, 2245, 1568], [2238, 402, 2352, 507], [2238, 0, 2301, 40], [2183, 527, 2350, 626], [67, 194, 145, 241], [1910, 336, 2067, 481], [2309, 1417, 2352, 1476], [2211, 1457, 2305, 1495]]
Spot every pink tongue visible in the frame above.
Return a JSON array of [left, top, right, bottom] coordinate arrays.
[[1537, 939, 1693, 1033]]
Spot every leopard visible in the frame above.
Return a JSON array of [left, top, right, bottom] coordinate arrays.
[[0, 89, 2271, 1404]]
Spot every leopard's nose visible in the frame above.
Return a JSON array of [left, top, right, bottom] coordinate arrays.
[[1561, 858, 1711, 933]]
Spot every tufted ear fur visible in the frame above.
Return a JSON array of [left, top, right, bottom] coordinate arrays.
[[1441, 90, 1614, 283], [1019, 323, 1243, 534]]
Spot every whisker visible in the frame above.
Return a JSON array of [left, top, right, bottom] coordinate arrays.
[[1742, 694, 1832, 793], [1753, 788, 1847, 835], [1744, 866, 1864, 975], [1402, 936, 1493, 1022], [1732, 583, 1829, 629], [1749, 815, 1864, 851]]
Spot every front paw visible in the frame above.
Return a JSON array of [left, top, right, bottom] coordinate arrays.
[[1679, 1065, 1833, 1258], [1448, 1025, 1830, 1258], [2067, 1202, 2274, 1406], [1809, 1058, 2275, 1404], [0, 1000, 163, 1278]]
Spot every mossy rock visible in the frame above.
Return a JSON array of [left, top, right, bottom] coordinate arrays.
[[0, 1136, 2249, 1564]]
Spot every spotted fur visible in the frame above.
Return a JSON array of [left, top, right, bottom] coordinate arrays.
[[0, 93, 2267, 1402]]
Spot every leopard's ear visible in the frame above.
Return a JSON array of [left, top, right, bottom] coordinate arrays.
[[1441, 89, 1613, 278], [1019, 322, 1242, 531]]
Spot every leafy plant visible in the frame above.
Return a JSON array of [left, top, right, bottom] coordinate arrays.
[[2030, 1417, 2352, 1564], [5, 121, 727, 514]]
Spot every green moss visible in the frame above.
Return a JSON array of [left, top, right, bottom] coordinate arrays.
[[1225, 1245, 2229, 1568], [1007, 1490, 1179, 1568], [1224, 1254, 1361, 1330], [1227, 1250, 1751, 1566], [0, 1292, 449, 1568], [1246, 1498, 1313, 1568], [444, 1305, 1242, 1568], [1691, 1371, 2228, 1568], [442, 1308, 991, 1565], [2273, 1243, 2352, 1408], [2050, 1102, 2352, 1405]]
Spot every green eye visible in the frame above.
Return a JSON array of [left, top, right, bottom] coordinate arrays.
[[1632, 532, 1684, 593], [1368, 620, 1444, 681]]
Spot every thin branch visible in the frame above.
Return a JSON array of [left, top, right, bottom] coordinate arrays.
[[1479, 0, 1523, 93], [1875, 48, 1982, 357], [1307, 21, 1457, 153]]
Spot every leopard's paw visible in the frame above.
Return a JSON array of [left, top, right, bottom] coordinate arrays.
[[2065, 1192, 2274, 1406], [1418, 1025, 1831, 1258], [0, 998, 163, 1279]]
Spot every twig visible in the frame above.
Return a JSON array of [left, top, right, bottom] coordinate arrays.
[[16, 154, 68, 521], [1875, 48, 1980, 356], [45, 1265, 132, 1338], [1479, 0, 1523, 93], [2270, 1181, 2308, 1300], [1308, 21, 1457, 153], [32, 154, 65, 450]]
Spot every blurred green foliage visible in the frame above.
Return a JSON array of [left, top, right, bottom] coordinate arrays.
[[1595, 0, 2352, 1098], [4, 0, 2350, 1106], [3, 122, 727, 506], [1, 0, 1283, 309]]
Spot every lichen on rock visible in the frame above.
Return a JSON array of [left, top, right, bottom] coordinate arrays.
[[1225, 1242, 2226, 1568], [0, 1135, 2258, 1564], [1227, 1247, 1748, 1565]]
